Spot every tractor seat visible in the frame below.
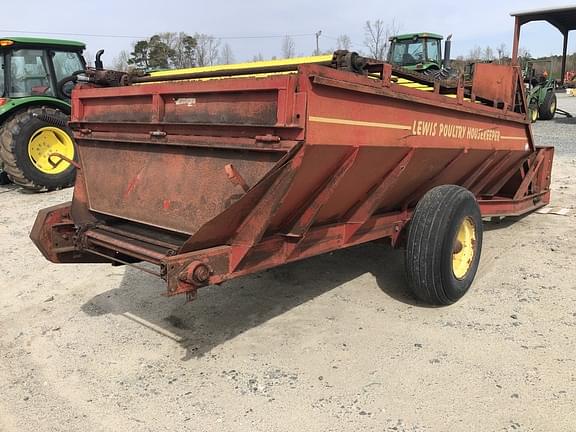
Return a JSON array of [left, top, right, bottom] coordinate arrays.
[[402, 53, 416, 65]]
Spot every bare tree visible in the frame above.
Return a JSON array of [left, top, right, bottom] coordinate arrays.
[[518, 47, 531, 59], [171, 32, 196, 68], [483, 46, 494, 61], [518, 47, 532, 69], [252, 53, 265, 62], [364, 20, 386, 59], [156, 32, 178, 49], [496, 43, 509, 62], [281, 35, 296, 59], [219, 43, 235, 65], [113, 50, 130, 71], [195, 33, 220, 66], [467, 46, 482, 61], [336, 34, 352, 51], [84, 50, 94, 68], [364, 19, 400, 60]]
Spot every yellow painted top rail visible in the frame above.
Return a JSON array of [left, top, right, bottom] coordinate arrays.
[[149, 54, 334, 78], [145, 55, 465, 101]]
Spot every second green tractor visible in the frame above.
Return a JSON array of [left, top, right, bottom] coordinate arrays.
[[387, 32, 453, 76], [524, 60, 557, 123]]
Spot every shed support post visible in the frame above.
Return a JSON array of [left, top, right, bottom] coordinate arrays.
[[512, 17, 521, 65], [561, 32, 569, 84]]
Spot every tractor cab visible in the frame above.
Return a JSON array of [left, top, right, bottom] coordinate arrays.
[[387, 33, 451, 72], [0, 37, 85, 103], [0, 37, 86, 190]]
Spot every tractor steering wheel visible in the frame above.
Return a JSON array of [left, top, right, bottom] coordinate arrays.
[[57, 70, 85, 99]]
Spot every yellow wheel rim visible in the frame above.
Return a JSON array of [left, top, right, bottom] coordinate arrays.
[[550, 98, 556, 114], [27, 126, 75, 175], [452, 217, 477, 280], [530, 108, 538, 123]]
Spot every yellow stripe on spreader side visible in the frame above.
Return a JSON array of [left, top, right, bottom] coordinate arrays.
[[149, 54, 334, 78], [309, 116, 411, 130], [500, 136, 528, 140], [309, 116, 528, 143]]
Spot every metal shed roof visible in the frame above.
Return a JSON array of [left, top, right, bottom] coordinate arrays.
[[511, 5, 576, 34]]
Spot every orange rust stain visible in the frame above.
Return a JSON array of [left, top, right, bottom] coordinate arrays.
[[123, 168, 145, 199]]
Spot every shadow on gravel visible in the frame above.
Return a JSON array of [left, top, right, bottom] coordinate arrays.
[[81, 242, 417, 359], [551, 117, 576, 125], [0, 184, 19, 194], [483, 213, 533, 232]]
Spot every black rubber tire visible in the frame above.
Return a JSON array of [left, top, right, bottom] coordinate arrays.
[[405, 185, 483, 305], [0, 168, 10, 185], [538, 91, 556, 120], [0, 107, 76, 191]]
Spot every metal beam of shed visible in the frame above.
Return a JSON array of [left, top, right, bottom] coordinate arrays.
[[510, 5, 576, 81]]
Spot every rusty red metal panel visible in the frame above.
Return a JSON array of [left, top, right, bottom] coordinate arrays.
[[472, 63, 516, 107], [228, 150, 304, 271], [79, 141, 283, 234], [163, 91, 279, 125], [342, 149, 414, 242], [284, 147, 359, 239]]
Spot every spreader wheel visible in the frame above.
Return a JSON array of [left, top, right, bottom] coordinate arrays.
[[405, 185, 483, 305]]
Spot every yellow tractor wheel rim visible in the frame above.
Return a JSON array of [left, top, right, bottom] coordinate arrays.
[[27, 126, 74, 175], [452, 217, 477, 280], [550, 98, 556, 114], [530, 108, 538, 122]]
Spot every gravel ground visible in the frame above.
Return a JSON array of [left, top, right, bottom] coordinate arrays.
[[0, 98, 575, 432], [532, 91, 576, 155]]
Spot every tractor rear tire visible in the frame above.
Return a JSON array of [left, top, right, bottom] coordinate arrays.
[[538, 91, 557, 120], [405, 185, 483, 306], [0, 107, 76, 191]]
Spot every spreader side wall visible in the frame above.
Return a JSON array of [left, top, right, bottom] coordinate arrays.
[[267, 66, 533, 230]]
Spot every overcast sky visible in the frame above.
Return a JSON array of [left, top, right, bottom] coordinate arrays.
[[2, 0, 576, 65]]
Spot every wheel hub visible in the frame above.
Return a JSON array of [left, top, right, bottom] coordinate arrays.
[[452, 217, 477, 279], [28, 126, 74, 175]]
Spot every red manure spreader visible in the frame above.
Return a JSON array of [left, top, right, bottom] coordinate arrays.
[[31, 46, 553, 306]]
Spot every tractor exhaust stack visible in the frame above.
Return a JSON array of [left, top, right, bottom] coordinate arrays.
[[443, 34, 452, 69]]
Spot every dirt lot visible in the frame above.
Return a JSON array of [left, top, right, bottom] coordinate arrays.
[[1, 95, 575, 432]]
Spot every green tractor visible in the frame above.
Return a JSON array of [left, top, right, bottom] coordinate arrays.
[[0, 37, 86, 190], [524, 60, 557, 123], [387, 32, 453, 77]]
